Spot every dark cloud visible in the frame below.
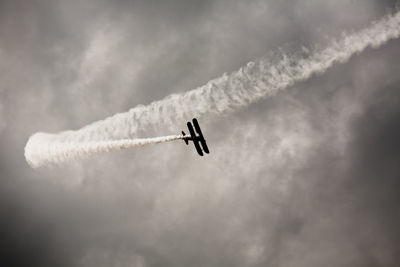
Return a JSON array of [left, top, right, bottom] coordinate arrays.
[[1, 0, 400, 266]]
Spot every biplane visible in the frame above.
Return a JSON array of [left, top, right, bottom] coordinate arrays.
[[181, 118, 209, 156]]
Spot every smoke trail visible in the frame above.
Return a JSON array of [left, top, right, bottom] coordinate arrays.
[[25, 11, 400, 168], [25, 133, 185, 168]]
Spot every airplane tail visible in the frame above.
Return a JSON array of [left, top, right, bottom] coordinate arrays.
[[182, 131, 189, 145]]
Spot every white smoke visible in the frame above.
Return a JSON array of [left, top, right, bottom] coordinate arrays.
[[25, 133, 185, 168], [25, 11, 400, 168]]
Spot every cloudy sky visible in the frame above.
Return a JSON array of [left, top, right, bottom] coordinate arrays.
[[1, 0, 400, 266]]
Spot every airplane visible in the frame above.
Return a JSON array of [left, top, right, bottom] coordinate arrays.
[[181, 118, 210, 156]]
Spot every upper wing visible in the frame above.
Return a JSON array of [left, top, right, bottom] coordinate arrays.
[[187, 121, 203, 156], [192, 118, 209, 154]]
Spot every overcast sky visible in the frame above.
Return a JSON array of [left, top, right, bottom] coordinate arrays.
[[1, 1, 400, 266]]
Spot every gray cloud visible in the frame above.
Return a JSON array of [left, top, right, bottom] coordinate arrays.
[[1, 0, 400, 266]]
